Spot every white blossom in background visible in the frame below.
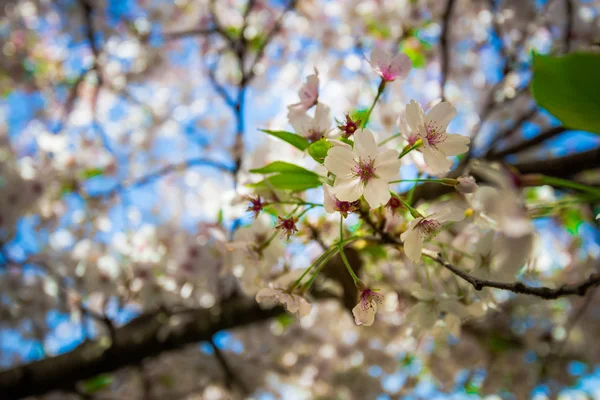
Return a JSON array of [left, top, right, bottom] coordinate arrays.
[[288, 68, 319, 114], [324, 129, 401, 208], [405, 100, 470, 175]]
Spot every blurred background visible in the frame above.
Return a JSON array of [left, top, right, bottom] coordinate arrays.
[[0, 0, 600, 399]]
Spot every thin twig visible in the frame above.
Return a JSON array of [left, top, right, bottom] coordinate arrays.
[[439, 0, 456, 102]]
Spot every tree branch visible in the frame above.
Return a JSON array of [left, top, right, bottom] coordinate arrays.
[[0, 297, 283, 399], [439, 0, 455, 101], [489, 126, 567, 159], [422, 249, 600, 300]]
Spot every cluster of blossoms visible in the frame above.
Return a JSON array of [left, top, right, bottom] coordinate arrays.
[[226, 48, 536, 329]]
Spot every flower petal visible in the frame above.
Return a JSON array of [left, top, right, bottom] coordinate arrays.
[[324, 147, 356, 178], [314, 103, 332, 131], [406, 100, 426, 134], [323, 184, 336, 214], [374, 149, 401, 179], [354, 129, 378, 161], [439, 134, 470, 156], [369, 48, 388, 74], [352, 301, 376, 326], [389, 53, 412, 80], [363, 179, 390, 208], [422, 142, 453, 175], [401, 224, 424, 262], [426, 101, 456, 132], [332, 177, 363, 202]]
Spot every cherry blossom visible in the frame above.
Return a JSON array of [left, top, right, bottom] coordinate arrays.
[[400, 206, 465, 262], [323, 129, 401, 208], [288, 103, 332, 142], [369, 48, 412, 82], [256, 287, 312, 318], [405, 100, 470, 175], [337, 113, 362, 138], [352, 287, 384, 326], [275, 216, 298, 239], [323, 184, 359, 218]]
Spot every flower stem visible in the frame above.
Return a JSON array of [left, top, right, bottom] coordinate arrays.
[[538, 175, 600, 197], [388, 178, 447, 184], [339, 245, 362, 287], [362, 79, 386, 128], [390, 191, 423, 218], [398, 140, 422, 159], [378, 132, 403, 147]]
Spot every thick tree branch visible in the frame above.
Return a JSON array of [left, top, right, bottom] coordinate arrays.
[[439, 0, 455, 101], [422, 249, 600, 299], [0, 297, 283, 399]]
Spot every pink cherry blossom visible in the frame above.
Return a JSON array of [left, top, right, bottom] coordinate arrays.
[[369, 48, 412, 82]]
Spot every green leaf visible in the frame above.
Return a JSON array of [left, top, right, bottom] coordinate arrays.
[[260, 129, 310, 151], [79, 167, 104, 180], [250, 161, 318, 177], [350, 109, 369, 124], [80, 374, 113, 394], [532, 52, 600, 134], [339, 137, 354, 146], [248, 173, 322, 192], [307, 138, 333, 164]]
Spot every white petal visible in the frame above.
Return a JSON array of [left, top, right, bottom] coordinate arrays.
[[352, 301, 376, 326], [363, 179, 390, 208], [389, 53, 412, 80], [296, 296, 312, 318], [256, 288, 280, 303], [435, 206, 465, 223], [422, 143, 453, 175], [354, 129, 378, 161], [314, 103, 332, 131], [406, 100, 425, 134], [332, 177, 363, 202], [401, 225, 424, 262], [324, 147, 356, 178], [369, 48, 388, 72], [374, 149, 401, 179], [323, 185, 336, 214], [426, 102, 456, 132], [439, 134, 470, 156]]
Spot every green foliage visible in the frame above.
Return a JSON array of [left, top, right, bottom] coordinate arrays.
[[532, 52, 600, 134], [307, 138, 332, 164], [79, 167, 104, 180], [260, 129, 310, 151], [560, 207, 583, 235], [250, 161, 318, 176], [79, 374, 113, 394]]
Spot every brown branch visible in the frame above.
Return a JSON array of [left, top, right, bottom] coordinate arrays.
[[484, 107, 538, 157], [439, 0, 455, 101], [421, 249, 600, 300], [0, 297, 283, 399], [164, 28, 217, 40], [514, 146, 600, 178], [489, 126, 567, 159], [564, 0, 574, 53], [209, 339, 250, 395]]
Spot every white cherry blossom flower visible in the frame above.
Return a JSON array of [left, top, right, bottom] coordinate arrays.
[[405, 100, 470, 175], [288, 103, 332, 143], [400, 206, 465, 262], [352, 287, 384, 326], [324, 129, 401, 208], [256, 288, 312, 318], [405, 285, 469, 334], [369, 48, 412, 82]]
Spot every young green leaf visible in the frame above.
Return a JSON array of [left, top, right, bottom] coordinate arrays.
[[250, 161, 319, 177], [248, 173, 322, 192], [307, 138, 333, 164], [260, 129, 310, 151]]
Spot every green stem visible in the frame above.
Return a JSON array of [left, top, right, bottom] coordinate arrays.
[[378, 132, 403, 147], [398, 140, 423, 159], [302, 247, 340, 290], [539, 175, 600, 197], [390, 191, 423, 218], [269, 201, 323, 207], [388, 178, 447, 184], [339, 245, 362, 287], [362, 79, 386, 128]]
